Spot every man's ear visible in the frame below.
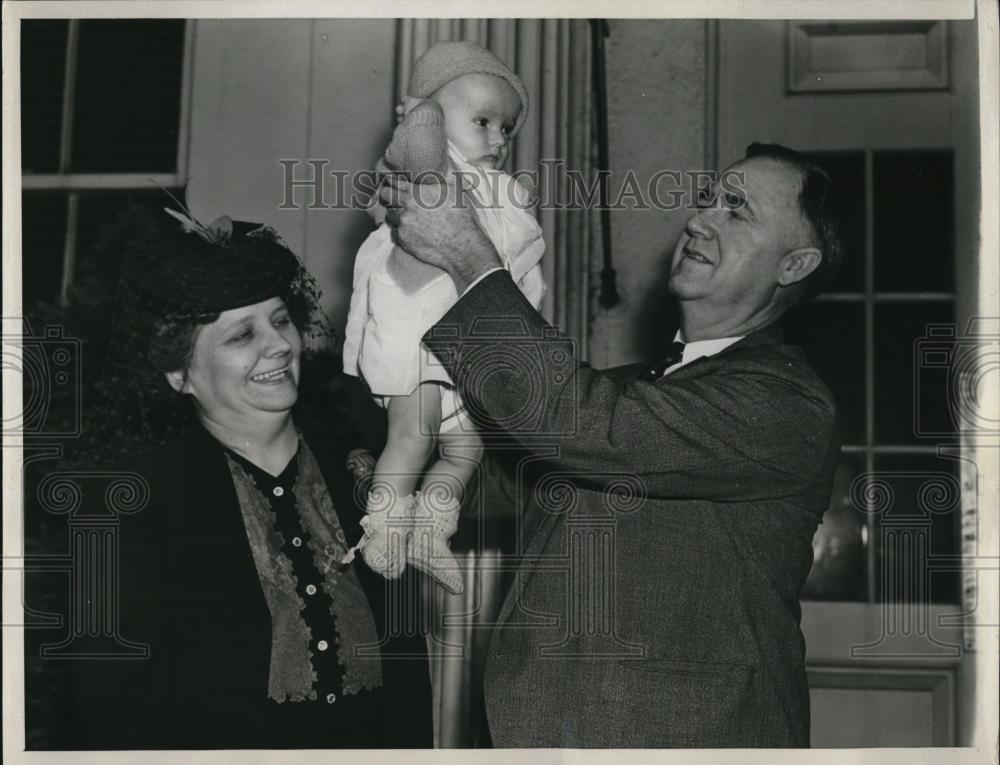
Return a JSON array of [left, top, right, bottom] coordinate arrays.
[[778, 247, 822, 287], [165, 370, 188, 394]]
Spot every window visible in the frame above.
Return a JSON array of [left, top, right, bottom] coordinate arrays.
[[790, 150, 959, 604], [21, 19, 189, 308], [21, 22, 189, 748]]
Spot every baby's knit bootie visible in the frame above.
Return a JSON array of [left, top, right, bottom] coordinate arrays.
[[406, 490, 464, 594], [343, 488, 413, 580]]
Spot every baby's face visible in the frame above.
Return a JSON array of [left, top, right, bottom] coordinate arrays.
[[433, 73, 521, 169]]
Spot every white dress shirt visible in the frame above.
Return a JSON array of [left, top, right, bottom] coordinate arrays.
[[662, 331, 744, 377]]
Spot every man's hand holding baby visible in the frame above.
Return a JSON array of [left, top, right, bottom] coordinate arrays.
[[380, 174, 503, 293]]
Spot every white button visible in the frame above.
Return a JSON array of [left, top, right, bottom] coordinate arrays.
[[305, 584, 317, 595], [326, 693, 336, 704], [273, 486, 284, 497], [317, 640, 329, 652], [291, 536, 302, 547]]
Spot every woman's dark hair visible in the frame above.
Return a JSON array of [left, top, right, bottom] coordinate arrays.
[[146, 312, 214, 381], [745, 142, 852, 299]]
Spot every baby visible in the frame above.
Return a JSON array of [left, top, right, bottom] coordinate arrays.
[[342, 42, 546, 593]]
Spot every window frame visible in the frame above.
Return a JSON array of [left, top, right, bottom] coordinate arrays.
[[21, 19, 194, 302], [812, 148, 957, 603]]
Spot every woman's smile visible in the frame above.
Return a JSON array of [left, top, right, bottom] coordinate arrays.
[[250, 365, 292, 384]]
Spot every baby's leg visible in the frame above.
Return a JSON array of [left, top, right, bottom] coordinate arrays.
[[359, 384, 442, 580], [421, 428, 484, 505], [375, 383, 442, 500], [407, 422, 482, 596]]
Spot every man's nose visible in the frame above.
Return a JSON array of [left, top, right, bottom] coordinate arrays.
[[686, 209, 715, 239]]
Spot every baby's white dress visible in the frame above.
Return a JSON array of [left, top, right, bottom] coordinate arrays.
[[342, 144, 546, 431]]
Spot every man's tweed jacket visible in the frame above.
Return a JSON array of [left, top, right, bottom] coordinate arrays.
[[424, 271, 840, 748]]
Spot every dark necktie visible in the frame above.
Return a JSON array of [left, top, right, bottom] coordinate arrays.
[[640, 341, 685, 381]]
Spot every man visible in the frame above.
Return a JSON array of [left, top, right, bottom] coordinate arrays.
[[382, 143, 847, 747]]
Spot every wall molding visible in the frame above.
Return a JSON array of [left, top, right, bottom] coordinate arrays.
[[787, 20, 950, 93], [808, 663, 956, 745]]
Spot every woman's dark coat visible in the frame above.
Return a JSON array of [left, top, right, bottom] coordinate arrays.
[[59, 419, 432, 749]]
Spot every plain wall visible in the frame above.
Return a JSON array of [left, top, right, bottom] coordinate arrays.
[[186, 18, 396, 333], [588, 19, 709, 368]]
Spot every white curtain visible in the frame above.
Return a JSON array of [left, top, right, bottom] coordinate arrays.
[[395, 18, 594, 746]]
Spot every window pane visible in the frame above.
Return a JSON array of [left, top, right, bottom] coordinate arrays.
[[803, 453, 868, 601], [74, 189, 184, 287], [21, 21, 68, 174], [806, 151, 865, 293], [22, 191, 68, 309], [873, 151, 954, 292], [71, 20, 186, 173], [874, 303, 955, 444], [783, 301, 866, 444], [872, 454, 960, 604]]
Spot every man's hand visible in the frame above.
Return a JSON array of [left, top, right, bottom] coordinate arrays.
[[380, 174, 503, 293]]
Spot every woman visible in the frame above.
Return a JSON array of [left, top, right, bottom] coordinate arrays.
[[64, 213, 433, 748]]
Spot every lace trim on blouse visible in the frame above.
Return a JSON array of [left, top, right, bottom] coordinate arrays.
[[226, 438, 382, 702]]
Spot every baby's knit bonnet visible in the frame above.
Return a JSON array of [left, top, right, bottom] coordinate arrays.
[[408, 41, 529, 136]]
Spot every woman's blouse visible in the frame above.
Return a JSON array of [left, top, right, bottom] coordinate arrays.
[[224, 436, 383, 716]]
